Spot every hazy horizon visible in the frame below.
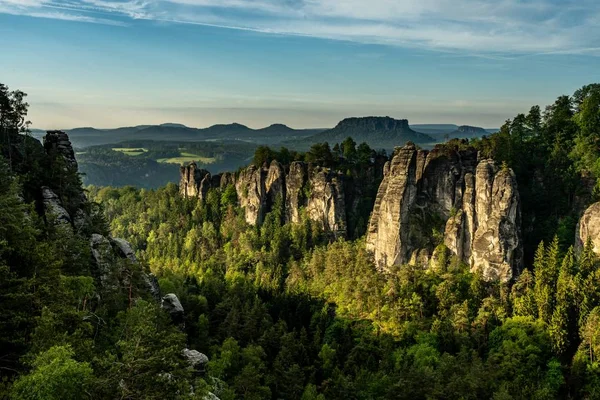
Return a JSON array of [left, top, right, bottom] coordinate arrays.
[[29, 115, 503, 131]]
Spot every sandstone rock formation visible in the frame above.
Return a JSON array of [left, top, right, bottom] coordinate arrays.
[[162, 293, 185, 323], [41, 186, 71, 225], [178, 158, 380, 239], [219, 172, 235, 188], [111, 237, 137, 262], [180, 162, 212, 201], [576, 202, 600, 256], [235, 165, 268, 225], [43, 130, 78, 171], [40, 131, 91, 231], [232, 163, 347, 236], [90, 234, 117, 287], [265, 160, 285, 209], [366, 143, 522, 281], [306, 167, 346, 237], [285, 161, 308, 224], [90, 233, 160, 299], [183, 348, 209, 370]]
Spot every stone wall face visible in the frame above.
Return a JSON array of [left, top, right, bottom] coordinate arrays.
[[577, 202, 600, 256], [366, 143, 522, 282]]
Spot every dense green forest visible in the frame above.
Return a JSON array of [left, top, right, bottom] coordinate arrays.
[[2, 81, 600, 399], [78, 140, 259, 189]]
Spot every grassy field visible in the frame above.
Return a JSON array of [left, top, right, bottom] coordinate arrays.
[[112, 147, 147, 156], [156, 152, 217, 165]]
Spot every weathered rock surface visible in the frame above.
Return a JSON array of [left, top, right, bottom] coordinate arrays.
[[143, 273, 162, 301], [90, 234, 116, 287], [180, 162, 212, 201], [111, 237, 137, 262], [576, 202, 600, 256], [366, 143, 522, 281], [180, 158, 379, 239], [468, 162, 521, 281], [265, 160, 285, 210], [235, 165, 268, 225], [183, 348, 209, 370], [162, 293, 184, 322], [285, 161, 308, 224], [366, 145, 418, 268], [307, 167, 347, 238], [43, 130, 78, 170], [220, 172, 235, 188], [41, 186, 71, 225], [90, 234, 160, 300]]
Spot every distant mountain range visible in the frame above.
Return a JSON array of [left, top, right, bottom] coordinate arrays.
[[410, 124, 498, 137], [30, 118, 496, 149], [31, 123, 323, 148]]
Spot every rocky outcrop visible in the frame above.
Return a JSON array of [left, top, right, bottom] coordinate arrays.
[[576, 202, 600, 256], [43, 130, 78, 171], [307, 167, 347, 238], [234, 163, 347, 235], [180, 163, 212, 201], [111, 237, 137, 262], [220, 172, 235, 188], [366, 143, 522, 281], [90, 234, 116, 287], [265, 160, 285, 209], [162, 293, 184, 323], [180, 158, 377, 238], [183, 348, 209, 371], [366, 145, 418, 268], [90, 234, 161, 299], [467, 162, 521, 281], [41, 186, 71, 225], [235, 165, 268, 225], [285, 162, 308, 224], [41, 131, 90, 231]]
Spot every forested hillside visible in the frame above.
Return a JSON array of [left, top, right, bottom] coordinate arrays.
[[0, 83, 218, 399], [2, 81, 600, 399]]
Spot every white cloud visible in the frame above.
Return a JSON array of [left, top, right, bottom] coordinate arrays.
[[1, 0, 599, 55]]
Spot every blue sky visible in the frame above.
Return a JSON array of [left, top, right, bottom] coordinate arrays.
[[0, 0, 599, 129]]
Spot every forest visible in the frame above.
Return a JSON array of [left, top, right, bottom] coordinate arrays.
[[1, 82, 600, 399], [78, 140, 260, 189]]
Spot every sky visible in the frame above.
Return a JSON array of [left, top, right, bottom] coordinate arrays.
[[0, 0, 599, 129]]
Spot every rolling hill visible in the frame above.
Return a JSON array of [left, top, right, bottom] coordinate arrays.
[[31, 123, 323, 148]]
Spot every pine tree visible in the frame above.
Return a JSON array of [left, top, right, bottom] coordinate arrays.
[[511, 268, 537, 318], [549, 248, 576, 354]]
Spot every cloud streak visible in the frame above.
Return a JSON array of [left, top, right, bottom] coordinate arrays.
[[1, 0, 599, 55]]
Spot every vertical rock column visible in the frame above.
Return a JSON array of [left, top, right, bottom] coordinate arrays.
[[366, 144, 419, 270], [235, 165, 268, 226]]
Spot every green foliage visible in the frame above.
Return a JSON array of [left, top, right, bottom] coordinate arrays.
[[11, 345, 93, 400], [4, 82, 600, 398]]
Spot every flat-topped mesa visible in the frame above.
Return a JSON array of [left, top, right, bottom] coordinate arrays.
[[366, 143, 522, 282], [334, 116, 410, 131]]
